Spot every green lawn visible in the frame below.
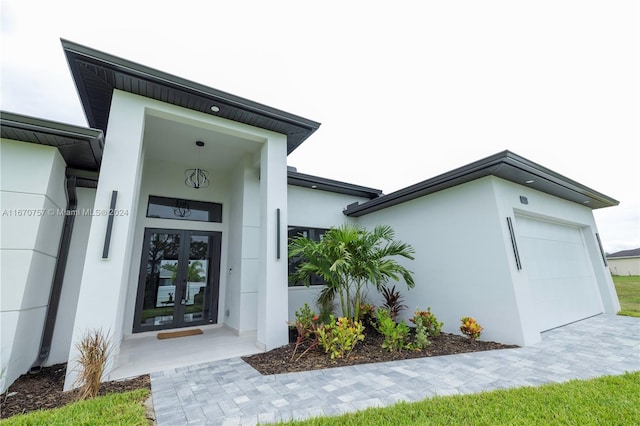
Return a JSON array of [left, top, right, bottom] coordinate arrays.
[[0, 389, 149, 426], [282, 372, 640, 426], [613, 275, 640, 317]]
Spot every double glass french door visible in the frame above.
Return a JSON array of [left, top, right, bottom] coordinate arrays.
[[133, 228, 221, 332]]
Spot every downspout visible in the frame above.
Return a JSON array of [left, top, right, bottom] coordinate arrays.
[[30, 170, 78, 372]]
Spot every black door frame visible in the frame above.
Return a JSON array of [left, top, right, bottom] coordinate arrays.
[[133, 228, 222, 333]]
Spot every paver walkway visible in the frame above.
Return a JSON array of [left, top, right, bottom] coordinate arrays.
[[150, 314, 640, 425]]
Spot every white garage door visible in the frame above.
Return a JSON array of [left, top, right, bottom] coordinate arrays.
[[516, 216, 603, 332]]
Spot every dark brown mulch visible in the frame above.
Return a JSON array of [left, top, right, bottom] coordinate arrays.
[[243, 328, 518, 375], [0, 364, 151, 419]]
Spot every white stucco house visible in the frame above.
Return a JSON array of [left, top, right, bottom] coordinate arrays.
[[0, 40, 621, 393]]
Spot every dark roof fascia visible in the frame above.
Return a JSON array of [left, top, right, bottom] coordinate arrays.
[[288, 171, 383, 199], [61, 39, 321, 154], [1, 110, 103, 141], [0, 110, 104, 171], [344, 150, 619, 217]]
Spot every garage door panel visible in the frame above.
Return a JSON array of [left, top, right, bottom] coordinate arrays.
[[518, 218, 583, 243], [515, 216, 602, 332]]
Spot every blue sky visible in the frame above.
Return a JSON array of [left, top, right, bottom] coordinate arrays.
[[1, 1, 638, 253]]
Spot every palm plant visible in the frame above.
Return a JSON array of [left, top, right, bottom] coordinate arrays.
[[289, 224, 415, 321]]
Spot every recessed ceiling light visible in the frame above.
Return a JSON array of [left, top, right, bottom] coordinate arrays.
[[311, 185, 317, 189], [210, 105, 220, 112], [525, 180, 534, 184]]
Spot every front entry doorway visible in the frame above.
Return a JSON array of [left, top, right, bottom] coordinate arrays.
[[133, 228, 221, 332]]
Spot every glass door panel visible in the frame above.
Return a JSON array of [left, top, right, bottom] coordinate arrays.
[[134, 229, 221, 332], [140, 232, 181, 328], [181, 235, 210, 324]]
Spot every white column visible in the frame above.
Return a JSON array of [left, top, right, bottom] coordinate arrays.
[[256, 135, 288, 350], [64, 91, 145, 390]]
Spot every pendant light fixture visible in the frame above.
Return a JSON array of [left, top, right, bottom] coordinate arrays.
[[185, 141, 210, 189]]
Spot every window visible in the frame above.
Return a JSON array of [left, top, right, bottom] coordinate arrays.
[[146, 196, 222, 223], [288, 226, 328, 286]]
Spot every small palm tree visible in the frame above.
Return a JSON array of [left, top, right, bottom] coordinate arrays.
[[289, 224, 415, 321]]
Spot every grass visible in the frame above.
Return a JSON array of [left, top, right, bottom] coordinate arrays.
[[0, 389, 149, 426], [613, 275, 640, 317], [281, 372, 640, 425]]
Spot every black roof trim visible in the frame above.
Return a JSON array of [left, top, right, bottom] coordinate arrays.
[[61, 39, 320, 154], [344, 150, 619, 217], [0, 110, 104, 171], [288, 171, 382, 199]]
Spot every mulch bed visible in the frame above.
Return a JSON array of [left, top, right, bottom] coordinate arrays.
[[1, 330, 516, 419], [243, 328, 518, 375], [0, 364, 150, 419]]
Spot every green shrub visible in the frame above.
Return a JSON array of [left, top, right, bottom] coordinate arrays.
[[410, 307, 443, 345], [358, 303, 376, 328], [375, 308, 411, 352], [411, 314, 431, 349], [410, 308, 443, 349], [316, 297, 336, 325], [316, 316, 365, 359], [460, 316, 483, 340]]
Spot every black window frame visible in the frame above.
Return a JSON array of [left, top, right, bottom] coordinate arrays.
[[288, 226, 328, 286], [146, 196, 222, 223]]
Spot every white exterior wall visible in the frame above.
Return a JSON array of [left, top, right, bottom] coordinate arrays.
[[357, 176, 619, 346], [64, 91, 146, 390], [357, 177, 525, 344], [287, 186, 369, 321], [0, 139, 67, 392], [48, 188, 96, 365], [224, 164, 245, 331], [237, 163, 261, 333], [608, 257, 640, 276], [256, 135, 289, 350]]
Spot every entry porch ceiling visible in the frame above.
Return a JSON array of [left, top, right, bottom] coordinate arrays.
[[61, 39, 320, 155], [143, 114, 262, 171]]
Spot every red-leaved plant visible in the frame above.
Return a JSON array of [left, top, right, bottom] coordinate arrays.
[[289, 303, 320, 361]]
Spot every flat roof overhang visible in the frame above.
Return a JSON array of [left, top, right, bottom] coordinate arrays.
[[344, 150, 619, 217], [61, 39, 320, 155], [1, 110, 104, 175], [288, 170, 382, 199]]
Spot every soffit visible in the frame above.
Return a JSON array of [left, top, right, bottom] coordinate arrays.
[[0, 111, 104, 172], [61, 39, 320, 155]]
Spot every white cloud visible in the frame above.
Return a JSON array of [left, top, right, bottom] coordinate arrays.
[[1, 0, 638, 252]]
